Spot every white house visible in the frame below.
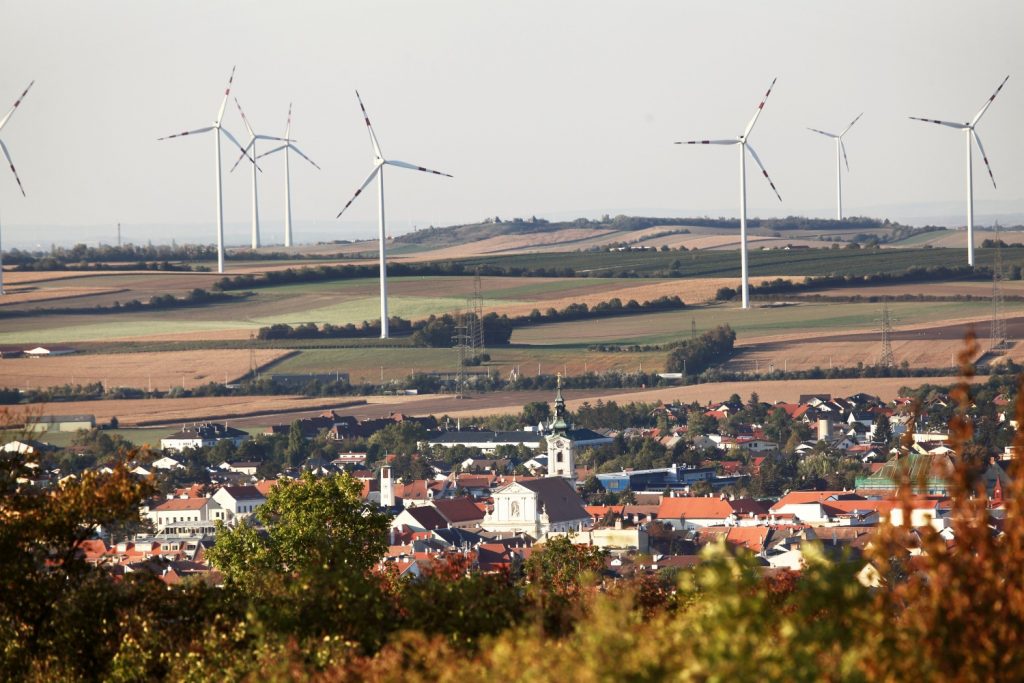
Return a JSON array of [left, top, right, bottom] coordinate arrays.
[[161, 423, 250, 453], [212, 485, 266, 522], [149, 497, 217, 530]]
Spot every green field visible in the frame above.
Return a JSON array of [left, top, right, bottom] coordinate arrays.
[[266, 344, 667, 381]]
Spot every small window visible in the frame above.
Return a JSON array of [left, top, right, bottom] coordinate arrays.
[[556, 451, 563, 463]]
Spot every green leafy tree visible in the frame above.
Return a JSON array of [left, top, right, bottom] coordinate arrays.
[[368, 421, 427, 457], [284, 420, 307, 467], [521, 401, 552, 426], [207, 472, 392, 650], [872, 413, 893, 446]]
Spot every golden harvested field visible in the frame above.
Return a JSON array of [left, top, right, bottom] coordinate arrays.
[[728, 338, 979, 373], [1, 349, 291, 391]]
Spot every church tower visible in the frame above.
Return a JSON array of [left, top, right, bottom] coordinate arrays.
[[547, 374, 575, 482]]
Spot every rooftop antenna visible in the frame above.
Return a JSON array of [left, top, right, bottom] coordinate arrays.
[[675, 78, 782, 309], [910, 75, 1009, 266]]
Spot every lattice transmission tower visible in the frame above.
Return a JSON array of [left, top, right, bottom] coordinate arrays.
[[991, 225, 1008, 352], [878, 303, 896, 368], [469, 267, 485, 354], [453, 309, 470, 399]]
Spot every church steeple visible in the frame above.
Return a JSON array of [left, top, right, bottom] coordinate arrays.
[[551, 373, 570, 433]]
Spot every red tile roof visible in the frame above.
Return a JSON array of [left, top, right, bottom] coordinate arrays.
[[658, 497, 734, 520], [154, 497, 209, 512]]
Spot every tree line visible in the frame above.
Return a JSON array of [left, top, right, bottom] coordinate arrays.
[[255, 295, 685, 346]]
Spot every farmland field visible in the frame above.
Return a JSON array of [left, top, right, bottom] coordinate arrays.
[[266, 345, 667, 381], [0, 349, 292, 390], [456, 246, 1024, 278], [0, 274, 764, 344]]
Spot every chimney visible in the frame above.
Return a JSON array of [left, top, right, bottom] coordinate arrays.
[[380, 466, 395, 507]]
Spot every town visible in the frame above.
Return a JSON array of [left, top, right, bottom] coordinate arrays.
[[6, 374, 1012, 586]]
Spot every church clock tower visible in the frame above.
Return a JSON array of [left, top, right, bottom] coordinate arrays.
[[547, 374, 576, 483]]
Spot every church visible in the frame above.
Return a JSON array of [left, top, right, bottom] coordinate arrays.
[[481, 377, 592, 538]]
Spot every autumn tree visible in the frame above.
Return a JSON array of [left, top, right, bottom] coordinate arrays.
[[207, 472, 393, 651]]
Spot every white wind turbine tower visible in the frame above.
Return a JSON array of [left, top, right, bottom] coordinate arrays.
[[158, 67, 253, 273], [807, 113, 863, 221], [676, 78, 782, 309], [229, 98, 289, 249], [336, 91, 452, 338], [0, 80, 33, 296], [253, 104, 321, 247], [910, 75, 1009, 267]]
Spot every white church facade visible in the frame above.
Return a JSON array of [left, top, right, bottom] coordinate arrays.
[[481, 376, 591, 538]]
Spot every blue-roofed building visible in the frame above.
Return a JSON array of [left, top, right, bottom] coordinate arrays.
[[595, 464, 717, 493]]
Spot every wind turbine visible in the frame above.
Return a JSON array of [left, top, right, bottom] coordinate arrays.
[[158, 67, 253, 274], [229, 98, 289, 249], [675, 78, 782, 309], [807, 113, 863, 221], [252, 104, 321, 247], [910, 75, 1009, 267], [336, 91, 452, 338], [0, 80, 33, 296]]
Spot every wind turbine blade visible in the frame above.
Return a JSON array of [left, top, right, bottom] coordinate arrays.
[[336, 165, 382, 218], [220, 127, 259, 169], [216, 66, 236, 126], [289, 144, 322, 170], [745, 144, 781, 202], [674, 139, 737, 145], [742, 77, 777, 139], [384, 159, 452, 177], [972, 130, 997, 189], [840, 140, 850, 172], [0, 139, 26, 196], [807, 127, 837, 138], [255, 144, 288, 159], [285, 102, 292, 138], [354, 90, 383, 159], [234, 97, 255, 138], [229, 139, 256, 173], [158, 126, 215, 140], [971, 75, 1009, 127], [0, 80, 34, 132], [840, 112, 863, 137], [909, 116, 965, 129]]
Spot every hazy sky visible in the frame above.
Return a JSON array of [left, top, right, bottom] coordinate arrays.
[[1, 1, 1022, 248]]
